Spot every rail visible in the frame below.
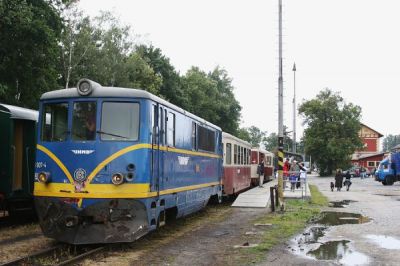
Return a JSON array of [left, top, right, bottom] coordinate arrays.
[[0, 244, 105, 266]]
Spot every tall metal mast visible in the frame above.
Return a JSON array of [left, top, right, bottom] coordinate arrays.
[[277, 0, 285, 210], [292, 63, 296, 153]]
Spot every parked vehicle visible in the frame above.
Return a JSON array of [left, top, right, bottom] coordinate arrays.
[[375, 152, 400, 185], [0, 104, 38, 216], [343, 166, 370, 178]]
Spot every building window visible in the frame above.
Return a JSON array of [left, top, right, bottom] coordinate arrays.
[[368, 161, 375, 167], [226, 143, 232, 165], [376, 161, 380, 167]]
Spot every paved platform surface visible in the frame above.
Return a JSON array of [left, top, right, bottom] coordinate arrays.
[[232, 179, 310, 208]]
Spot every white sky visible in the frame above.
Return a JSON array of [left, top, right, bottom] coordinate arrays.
[[79, 0, 399, 140]]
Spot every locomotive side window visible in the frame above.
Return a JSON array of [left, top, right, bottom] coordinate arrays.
[[197, 125, 216, 152], [100, 102, 139, 141], [41, 103, 68, 142], [72, 102, 97, 141], [167, 112, 175, 146], [226, 143, 232, 165], [192, 122, 197, 150]]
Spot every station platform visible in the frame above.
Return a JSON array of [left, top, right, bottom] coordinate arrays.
[[231, 179, 310, 208]]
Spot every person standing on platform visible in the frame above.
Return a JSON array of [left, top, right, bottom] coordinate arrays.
[[258, 159, 265, 187]]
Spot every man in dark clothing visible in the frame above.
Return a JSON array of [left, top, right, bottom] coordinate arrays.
[[335, 169, 344, 191]]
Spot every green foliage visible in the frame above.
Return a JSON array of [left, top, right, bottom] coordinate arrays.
[[0, 4, 242, 133], [0, 0, 63, 108], [237, 128, 252, 143], [382, 134, 400, 152], [238, 126, 266, 147], [262, 126, 298, 153], [181, 66, 241, 134], [135, 45, 186, 107], [298, 89, 363, 176]]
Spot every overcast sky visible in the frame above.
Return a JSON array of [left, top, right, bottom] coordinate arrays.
[[79, 0, 399, 141]]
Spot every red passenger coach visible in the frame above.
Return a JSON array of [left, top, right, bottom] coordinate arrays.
[[222, 132, 252, 195], [251, 148, 275, 185]]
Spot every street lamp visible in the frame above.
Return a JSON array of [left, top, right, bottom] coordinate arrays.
[[292, 62, 296, 153]]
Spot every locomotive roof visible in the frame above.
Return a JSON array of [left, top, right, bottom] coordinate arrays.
[[40, 85, 221, 130], [222, 132, 251, 147], [0, 103, 38, 121]]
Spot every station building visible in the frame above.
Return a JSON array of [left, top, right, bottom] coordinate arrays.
[[351, 123, 384, 171]]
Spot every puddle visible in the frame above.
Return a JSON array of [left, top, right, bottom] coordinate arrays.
[[297, 226, 327, 244], [307, 240, 369, 265], [315, 211, 371, 226], [307, 240, 350, 260], [329, 200, 357, 208], [366, 234, 400, 249]]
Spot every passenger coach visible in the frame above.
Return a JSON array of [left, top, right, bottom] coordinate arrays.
[[34, 79, 222, 244], [251, 148, 275, 185], [221, 132, 251, 195]]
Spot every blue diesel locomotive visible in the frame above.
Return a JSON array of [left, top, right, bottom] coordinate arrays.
[[34, 79, 222, 244]]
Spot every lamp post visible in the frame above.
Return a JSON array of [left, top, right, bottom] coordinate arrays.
[[292, 62, 296, 153], [277, 0, 285, 210]]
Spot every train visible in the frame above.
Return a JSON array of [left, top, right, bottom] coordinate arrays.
[[34, 79, 224, 244], [31, 79, 275, 244], [0, 103, 38, 217]]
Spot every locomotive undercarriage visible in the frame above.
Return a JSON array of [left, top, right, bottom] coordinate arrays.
[[34, 197, 149, 244]]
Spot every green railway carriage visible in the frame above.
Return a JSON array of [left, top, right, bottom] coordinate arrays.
[[0, 103, 38, 216]]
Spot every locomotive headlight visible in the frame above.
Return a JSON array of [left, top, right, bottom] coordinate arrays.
[[38, 172, 50, 183], [76, 78, 101, 96], [111, 173, 124, 185]]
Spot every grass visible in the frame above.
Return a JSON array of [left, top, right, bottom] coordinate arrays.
[[242, 184, 328, 263]]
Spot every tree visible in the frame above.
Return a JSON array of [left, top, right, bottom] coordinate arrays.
[[262, 126, 295, 152], [135, 45, 187, 107], [207, 67, 241, 135], [59, 3, 98, 88], [237, 126, 266, 147], [180, 66, 242, 133], [237, 128, 251, 143], [298, 89, 363, 176], [0, 0, 63, 108], [382, 134, 400, 151]]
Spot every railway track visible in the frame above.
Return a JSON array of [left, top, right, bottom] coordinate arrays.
[[0, 244, 105, 266]]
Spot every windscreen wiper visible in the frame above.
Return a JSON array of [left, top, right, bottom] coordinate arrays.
[[96, 130, 130, 139]]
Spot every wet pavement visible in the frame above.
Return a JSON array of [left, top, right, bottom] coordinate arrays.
[[267, 175, 400, 266]]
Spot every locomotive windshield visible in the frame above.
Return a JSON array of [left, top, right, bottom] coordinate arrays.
[[100, 102, 139, 141], [41, 103, 68, 142], [72, 101, 97, 141]]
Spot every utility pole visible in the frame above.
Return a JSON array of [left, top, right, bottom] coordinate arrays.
[[292, 63, 296, 153], [277, 0, 285, 210]]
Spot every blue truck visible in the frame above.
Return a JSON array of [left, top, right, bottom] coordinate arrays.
[[375, 152, 400, 185]]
